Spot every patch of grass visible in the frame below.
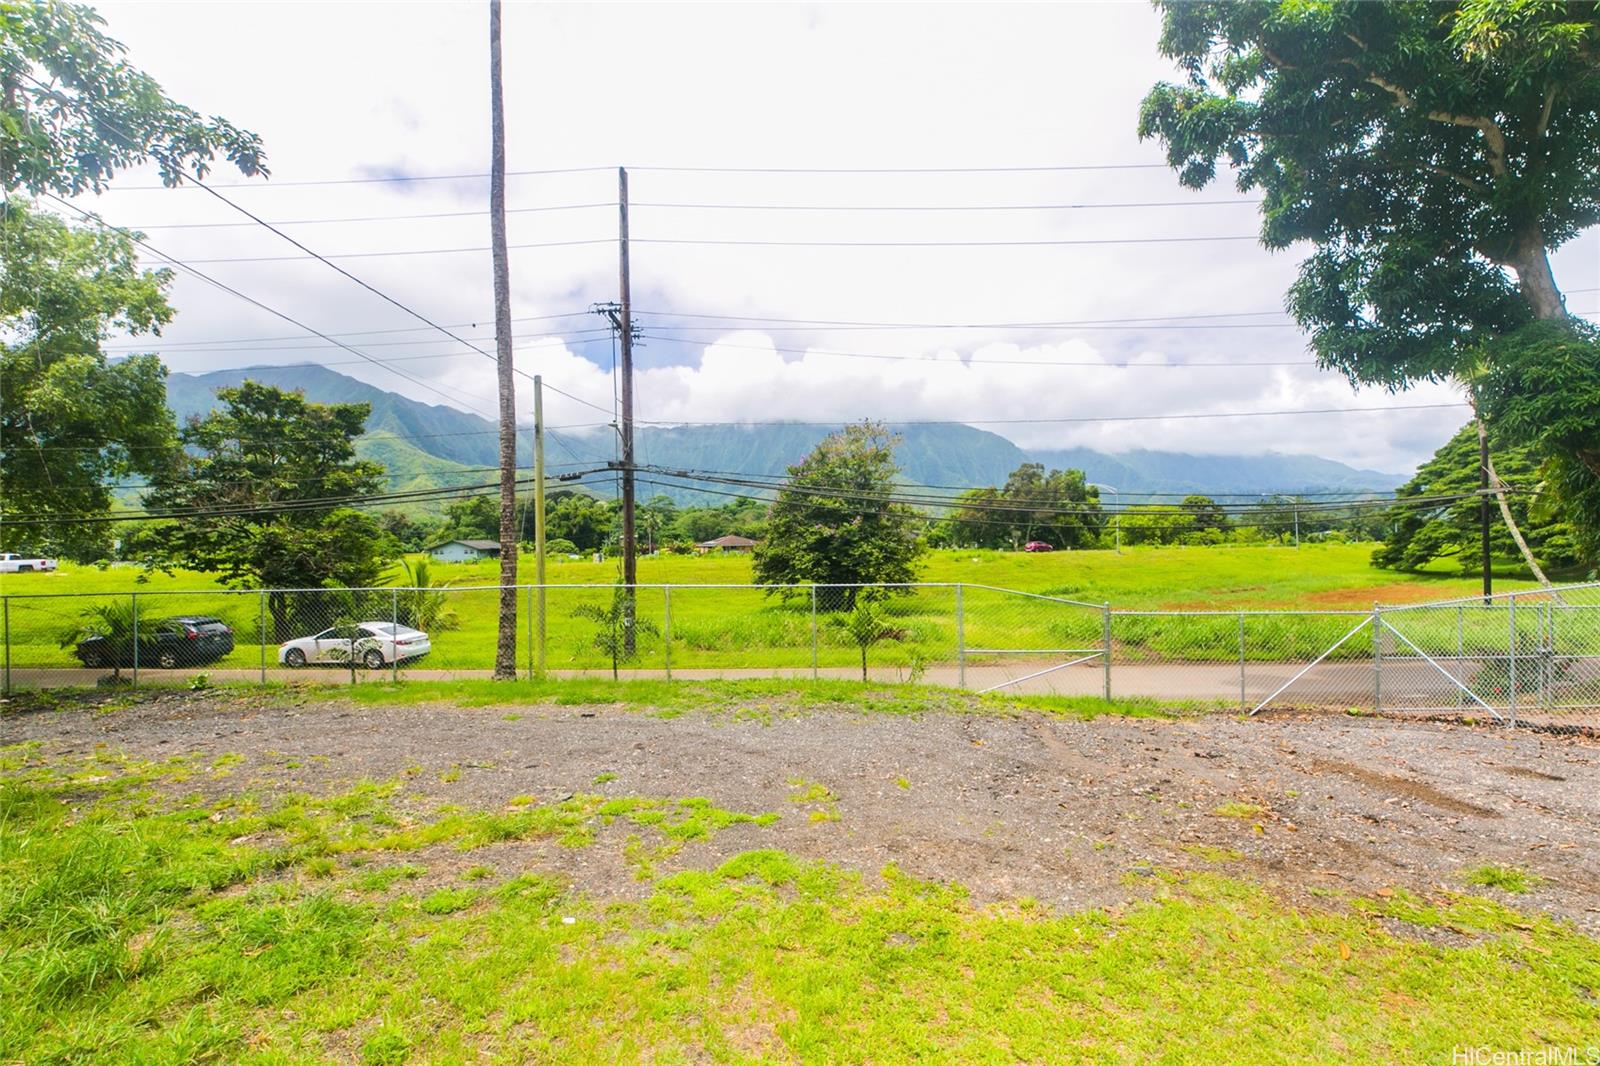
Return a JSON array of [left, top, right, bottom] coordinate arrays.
[[4, 751, 1598, 1062], [462, 865, 495, 882], [1213, 801, 1268, 819], [1463, 865, 1543, 894], [1183, 844, 1246, 863], [334, 677, 1195, 720], [593, 772, 617, 785], [353, 864, 425, 892], [419, 887, 478, 915]]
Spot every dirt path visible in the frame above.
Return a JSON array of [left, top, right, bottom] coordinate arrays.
[[6, 692, 1598, 930]]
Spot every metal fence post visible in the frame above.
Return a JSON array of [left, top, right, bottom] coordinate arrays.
[[131, 592, 139, 689], [810, 586, 820, 681], [392, 588, 400, 683], [1238, 610, 1247, 712], [2, 597, 10, 695], [663, 586, 673, 681], [1540, 600, 1551, 711], [259, 590, 268, 685], [955, 584, 966, 689], [1456, 604, 1465, 709], [525, 584, 534, 681], [1508, 596, 1518, 728], [1102, 603, 1112, 701], [1372, 603, 1381, 714]]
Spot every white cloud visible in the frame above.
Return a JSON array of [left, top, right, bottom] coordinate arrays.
[[68, 1, 1599, 475]]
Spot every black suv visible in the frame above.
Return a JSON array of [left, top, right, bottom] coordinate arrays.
[[74, 616, 235, 669]]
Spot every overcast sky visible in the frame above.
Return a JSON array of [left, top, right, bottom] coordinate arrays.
[[75, 1, 1600, 476]]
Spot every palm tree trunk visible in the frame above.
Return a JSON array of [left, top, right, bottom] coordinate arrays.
[[1477, 419, 1557, 591], [488, 0, 518, 679]]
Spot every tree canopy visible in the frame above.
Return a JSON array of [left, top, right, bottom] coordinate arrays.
[[140, 383, 395, 633], [752, 422, 925, 603], [936, 463, 1104, 549], [1138, 0, 1600, 561], [2, 0, 267, 549], [1373, 424, 1578, 573], [2, 0, 266, 195], [0, 199, 176, 557]]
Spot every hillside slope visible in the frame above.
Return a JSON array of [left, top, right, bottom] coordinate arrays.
[[165, 364, 1410, 502]]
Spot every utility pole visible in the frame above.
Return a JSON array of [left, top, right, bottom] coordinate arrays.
[[1480, 422, 1492, 604], [487, 0, 518, 679], [616, 166, 637, 651], [533, 375, 547, 677]]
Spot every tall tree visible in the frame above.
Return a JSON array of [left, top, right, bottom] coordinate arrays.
[[2, 0, 265, 546], [142, 383, 396, 636], [486, 0, 518, 679], [1137, 1, 1600, 554], [941, 464, 1104, 549], [1374, 424, 1578, 573], [0, 201, 175, 558], [752, 422, 925, 606]]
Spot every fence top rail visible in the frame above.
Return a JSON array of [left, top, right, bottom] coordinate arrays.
[[0, 581, 964, 599], [958, 583, 1105, 609], [1115, 608, 1372, 618]]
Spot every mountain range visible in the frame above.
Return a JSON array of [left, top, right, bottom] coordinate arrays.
[[163, 364, 1411, 507]]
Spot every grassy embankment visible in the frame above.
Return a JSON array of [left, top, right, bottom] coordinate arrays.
[[2, 740, 1595, 1063], [0, 544, 1546, 675]]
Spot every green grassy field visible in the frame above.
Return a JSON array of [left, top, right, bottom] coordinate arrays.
[[3, 738, 1595, 1063], [0, 545, 1555, 676]]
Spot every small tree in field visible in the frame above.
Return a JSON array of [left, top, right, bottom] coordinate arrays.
[[753, 422, 925, 608]]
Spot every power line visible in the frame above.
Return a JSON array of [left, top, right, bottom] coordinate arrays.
[[128, 203, 617, 228], [628, 402, 1470, 429], [98, 310, 598, 351], [104, 161, 1178, 190], [4, 470, 613, 526], [39, 193, 502, 419], [148, 231, 1266, 266], [629, 163, 1174, 174], [13, 67, 615, 420], [117, 197, 1264, 230], [631, 235, 1260, 248], [108, 166, 616, 190], [647, 337, 1319, 368]]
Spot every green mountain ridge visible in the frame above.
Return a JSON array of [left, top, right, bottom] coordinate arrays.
[[164, 363, 1412, 506]]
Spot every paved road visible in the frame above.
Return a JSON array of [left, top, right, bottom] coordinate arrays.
[[8, 658, 1593, 725]]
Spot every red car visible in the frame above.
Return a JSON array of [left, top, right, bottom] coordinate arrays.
[[1023, 541, 1054, 552]]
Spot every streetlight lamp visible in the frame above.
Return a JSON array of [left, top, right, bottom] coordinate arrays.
[[1090, 482, 1121, 555]]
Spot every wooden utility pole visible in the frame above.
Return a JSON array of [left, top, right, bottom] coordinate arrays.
[[533, 374, 547, 677], [488, 0, 518, 678], [617, 166, 637, 650], [1480, 421, 1492, 603]]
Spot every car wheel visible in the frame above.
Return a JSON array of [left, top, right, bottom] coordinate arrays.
[[156, 650, 179, 669], [363, 649, 386, 670], [285, 648, 306, 668]]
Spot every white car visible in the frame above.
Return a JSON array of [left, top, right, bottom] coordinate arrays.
[[278, 622, 431, 669]]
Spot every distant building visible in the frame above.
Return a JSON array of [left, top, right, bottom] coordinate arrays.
[[428, 539, 502, 562], [694, 534, 758, 554]]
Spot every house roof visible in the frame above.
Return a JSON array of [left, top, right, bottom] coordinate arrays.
[[696, 534, 758, 548], [432, 539, 501, 551]]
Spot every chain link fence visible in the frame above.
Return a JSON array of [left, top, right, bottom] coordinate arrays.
[[5, 580, 1599, 727]]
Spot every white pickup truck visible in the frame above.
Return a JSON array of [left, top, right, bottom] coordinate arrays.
[[0, 553, 58, 573]]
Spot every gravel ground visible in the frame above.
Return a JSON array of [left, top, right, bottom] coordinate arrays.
[[5, 690, 1598, 931]]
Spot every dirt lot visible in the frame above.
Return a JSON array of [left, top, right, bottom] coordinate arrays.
[[5, 689, 1598, 931]]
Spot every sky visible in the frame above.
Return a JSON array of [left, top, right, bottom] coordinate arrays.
[[69, 1, 1600, 477]]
